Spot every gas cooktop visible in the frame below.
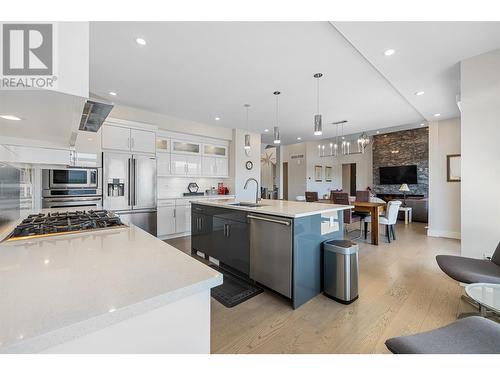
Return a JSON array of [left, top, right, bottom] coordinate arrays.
[[6, 210, 126, 242]]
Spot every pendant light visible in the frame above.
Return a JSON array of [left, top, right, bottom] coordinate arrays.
[[273, 91, 281, 144], [357, 132, 370, 154], [313, 73, 323, 136], [244, 104, 251, 152]]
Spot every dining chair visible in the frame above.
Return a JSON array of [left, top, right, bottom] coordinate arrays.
[[332, 192, 363, 239], [364, 200, 402, 243], [354, 190, 372, 222], [305, 192, 319, 202], [355, 190, 370, 202]]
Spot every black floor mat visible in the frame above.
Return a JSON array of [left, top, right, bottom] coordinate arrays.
[[209, 265, 263, 308]]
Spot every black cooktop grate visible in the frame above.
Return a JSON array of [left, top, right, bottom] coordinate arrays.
[[9, 210, 124, 239]]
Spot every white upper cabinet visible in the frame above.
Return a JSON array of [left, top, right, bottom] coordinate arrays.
[[202, 156, 228, 177], [102, 125, 155, 154], [170, 154, 202, 176], [171, 154, 188, 175], [157, 153, 171, 176], [202, 157, 217, 176], [186, 155, 202, 176], [130, 129, 155, 153], [215, 157, 229, 177], [102, 125, 131, 151]]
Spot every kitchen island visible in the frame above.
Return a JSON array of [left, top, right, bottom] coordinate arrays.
[[191, 199, 352, 309], [0, 217, 222, 353]]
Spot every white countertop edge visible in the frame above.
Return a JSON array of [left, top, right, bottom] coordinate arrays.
[[192, 200, 353, 218], [1, 274, 222, 354]]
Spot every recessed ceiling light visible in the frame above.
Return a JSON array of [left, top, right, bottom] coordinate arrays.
[[44, 259, 50, 265], [384, 49, 396, 56], [214, 117, 220, 121], [264, 129, 269, 133], [0, 114, 21, 121], [342, 136, 345, 140], [434, 113, 441, 117], [109, 91, 117, 96], [136, 38, 147, 45], [297, 137, 302, 141], [376, 131, 380, 134], [415, 91, 425, 96], [420, 123, 425, 126]]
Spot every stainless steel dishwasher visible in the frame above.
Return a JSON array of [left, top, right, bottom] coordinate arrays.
[[248, 213, 293, 298]]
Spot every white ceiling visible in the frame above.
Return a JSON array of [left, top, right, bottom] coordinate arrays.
[[90, 22, 500, 145], [333, 21, 500, 122]]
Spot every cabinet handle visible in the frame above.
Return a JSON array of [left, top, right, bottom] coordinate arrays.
[[173, 208, 176, 218], [226, 224, 230, 237]]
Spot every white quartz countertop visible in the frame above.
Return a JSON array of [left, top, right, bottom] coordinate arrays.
[[192, 199, 352, 218], [0, 221, 222, 353]]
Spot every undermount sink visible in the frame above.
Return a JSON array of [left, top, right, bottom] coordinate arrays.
[[227, 202, 266, 208]]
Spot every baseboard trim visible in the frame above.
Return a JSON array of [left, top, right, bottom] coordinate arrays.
[[427, 229, 461, 239]]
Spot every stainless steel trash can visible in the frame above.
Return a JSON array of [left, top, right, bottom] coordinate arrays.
[[323, 239, 359, 304]]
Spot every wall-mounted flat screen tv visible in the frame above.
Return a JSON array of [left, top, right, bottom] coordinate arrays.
[[379, 165, 418, 185]]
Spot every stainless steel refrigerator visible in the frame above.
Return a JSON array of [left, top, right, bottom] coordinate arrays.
[[103, 152, 157, 236]]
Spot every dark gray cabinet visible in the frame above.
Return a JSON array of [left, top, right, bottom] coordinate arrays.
[[191, 204, 249, 275], [213, 217, 249, 274], [191, 211, 213, 256]]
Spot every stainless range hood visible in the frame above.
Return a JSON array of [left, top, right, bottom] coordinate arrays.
[[79, 99, 114, 132]]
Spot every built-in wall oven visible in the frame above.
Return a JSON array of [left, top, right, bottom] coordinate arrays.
[[42, 168, 102, 209]]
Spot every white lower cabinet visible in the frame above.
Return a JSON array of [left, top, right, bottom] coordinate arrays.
[[157, 202, 176, 237], [175, 204, 191, 234], [157, 197, 234, 239]]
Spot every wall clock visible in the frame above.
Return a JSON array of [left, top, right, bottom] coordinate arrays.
[[245, 161, 253, 170]]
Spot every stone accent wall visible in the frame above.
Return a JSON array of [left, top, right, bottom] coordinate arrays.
[[372, 127, 429, 197]]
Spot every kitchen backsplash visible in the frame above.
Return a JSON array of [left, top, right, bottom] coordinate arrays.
[[157, 176, 232, 199]]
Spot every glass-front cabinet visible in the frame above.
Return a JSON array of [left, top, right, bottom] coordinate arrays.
[[172, 140, 201, 154], [156, 137, 170, 153], [203, 144, 227, 157]]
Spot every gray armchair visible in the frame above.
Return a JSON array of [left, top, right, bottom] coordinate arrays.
[[385, 316, 500, 354], [436, 241, 500, 284]]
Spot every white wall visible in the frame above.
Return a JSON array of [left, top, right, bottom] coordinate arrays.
[[428, 118, 461, 239], [281, 143, 307, 200], [261, 147, 277, 189], [281, 140, 373, 200], [305, 140, 372, 198], [230, 129, 261, 202], [461, 48, 500, 258]]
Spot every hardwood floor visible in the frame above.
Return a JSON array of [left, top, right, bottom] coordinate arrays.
[[165, 222, 465, 354]]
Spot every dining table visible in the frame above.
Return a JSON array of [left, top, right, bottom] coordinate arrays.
[[317, 199, 387, 245]]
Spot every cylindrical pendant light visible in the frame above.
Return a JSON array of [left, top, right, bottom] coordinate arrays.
[[313, 73, 323, 136], [244, 104, 251, 151], [273, 91, 281, 144]]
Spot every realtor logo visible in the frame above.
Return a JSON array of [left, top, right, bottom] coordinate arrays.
[[2, 24, 53, 76]]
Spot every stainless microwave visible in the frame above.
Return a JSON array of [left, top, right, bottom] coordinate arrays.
[[42, 168, 99, 189]]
